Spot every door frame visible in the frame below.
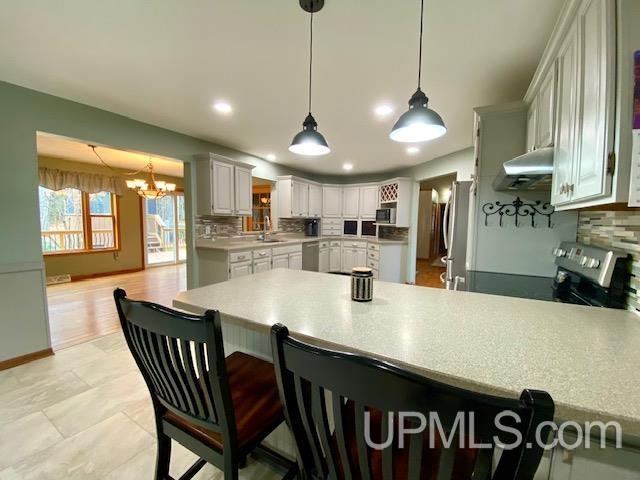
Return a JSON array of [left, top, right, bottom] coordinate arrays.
[[142, 191, 186, 268]]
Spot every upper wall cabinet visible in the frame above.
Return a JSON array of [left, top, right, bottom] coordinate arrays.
[[342, 186, 360, 218], [195, 154, 255, 216], [322, 186, 343, 218], [359, 185, 379, 219], [277, 177, 318, 218], [308, 183, 322, 217], [526, 64, 556, 152]]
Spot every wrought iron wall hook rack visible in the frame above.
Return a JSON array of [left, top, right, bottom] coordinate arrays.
[[482, 197, 555, 228]]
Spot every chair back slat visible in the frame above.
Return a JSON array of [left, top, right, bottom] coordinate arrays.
[[114, 288, 234, 443], [271, 324, 555, 480]]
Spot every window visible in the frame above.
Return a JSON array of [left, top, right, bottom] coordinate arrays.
[[39, 187, 119, 254]]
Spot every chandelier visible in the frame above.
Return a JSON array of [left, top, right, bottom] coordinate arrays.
[[125, 161, 176, 200]]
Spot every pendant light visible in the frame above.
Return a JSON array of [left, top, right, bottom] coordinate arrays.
[[390, 0, 446, 143], [289, 0, 330, 156]]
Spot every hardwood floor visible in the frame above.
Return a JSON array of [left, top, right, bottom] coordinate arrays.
[[47, 264, 186, 350], [415, 258, 446, 288]]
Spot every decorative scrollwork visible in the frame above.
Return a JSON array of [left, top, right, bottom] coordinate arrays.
[[482, 197, 555, 228]]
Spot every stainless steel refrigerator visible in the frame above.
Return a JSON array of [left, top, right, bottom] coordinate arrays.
[[441, 181, 472, 290]]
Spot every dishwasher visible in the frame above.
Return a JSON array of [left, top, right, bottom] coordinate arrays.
[[302, 241, 319, 271]]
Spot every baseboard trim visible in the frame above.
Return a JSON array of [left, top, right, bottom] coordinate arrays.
[[0, 348, 54, 371], [70, 267, 144, 282]]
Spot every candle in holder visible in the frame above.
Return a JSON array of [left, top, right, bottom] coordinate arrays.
[[351, 267, 373, 302]]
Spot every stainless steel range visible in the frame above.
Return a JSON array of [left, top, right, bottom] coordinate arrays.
[[552, 241, 630, 308]]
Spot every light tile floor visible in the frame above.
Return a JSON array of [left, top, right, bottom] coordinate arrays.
[[0, 333, 284, 480]]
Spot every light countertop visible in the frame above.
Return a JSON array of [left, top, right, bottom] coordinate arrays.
[[174, 269, 640, 437], [195, 234, 407, 251]]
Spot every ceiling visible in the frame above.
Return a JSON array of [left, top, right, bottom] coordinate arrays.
[[37, 134, 184, 177], [1, 0, 564, 175]]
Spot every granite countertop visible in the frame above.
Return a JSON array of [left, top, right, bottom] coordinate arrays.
[[174, 269, 640, 438], [195, 234, 408, 251]]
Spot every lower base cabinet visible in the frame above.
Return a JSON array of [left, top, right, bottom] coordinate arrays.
[[272, 255, 289, 269], [289, 252, 302, 270], [253, 258, 271, 273], [319, 247, 329, 273], [329, 244, 341, 272], [229, 260, 252, 279]]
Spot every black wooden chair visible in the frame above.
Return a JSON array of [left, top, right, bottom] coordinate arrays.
[[271, 323, 555, 480], [114, 289, 296, 480]]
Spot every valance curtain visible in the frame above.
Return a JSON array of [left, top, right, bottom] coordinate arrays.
[[38, 167, 126, 196]]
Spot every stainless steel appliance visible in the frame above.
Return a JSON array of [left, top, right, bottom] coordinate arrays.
[[552, 241, 629, 308], [441, 181, 472, 290], [361, 221, 376, 237], [343, 220, 358, 236], [304, 219, 319, 236], [375, 207, 396, 224], [302, 241, 319, 272], [493, 147, 554, 191]]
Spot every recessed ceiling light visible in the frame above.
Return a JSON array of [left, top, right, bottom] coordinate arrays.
[[374, 104, 394, 117], [265, 154, 277, 161], [406, 146, 420, 155], [213, 101, 232, 114], [343, 163, 353, 171]]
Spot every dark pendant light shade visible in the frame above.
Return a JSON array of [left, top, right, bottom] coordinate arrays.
[[390, 0, 446, 143], [289, 0, 331, 156]]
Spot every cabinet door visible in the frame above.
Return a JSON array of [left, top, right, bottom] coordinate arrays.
[[308, 184, 322, 218], [288, 252, 302, 270], [552, 20, 579, 206], [572, 0, 615, 202], [526, 102, 538, 153], [536, 65, 557, 148], [354, 249, 367, 269], [229, 261, 252, 279], [234, 166, 252, 216], [341, 248, 355, 273], [292, 181, 309, 217], [272, 255, 289, 269], [359, 186, 379, 219], [323, 187, 343, 217], [319, 248, 329, 273], [342, 187, 360, 219], [329, 246, 341, 272], [212, 160, 235, 215], [252, 258, 271, 274]]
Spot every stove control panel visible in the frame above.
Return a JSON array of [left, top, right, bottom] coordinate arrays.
[[553, 242, 626, 287]]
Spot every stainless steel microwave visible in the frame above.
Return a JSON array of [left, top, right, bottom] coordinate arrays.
[[375, 208, 396, 224]]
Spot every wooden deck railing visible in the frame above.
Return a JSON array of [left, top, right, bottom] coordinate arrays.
[[41, 230, 115, 252]]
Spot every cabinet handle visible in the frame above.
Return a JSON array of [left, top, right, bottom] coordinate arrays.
[[559, 183, 566, 194], [568, 183, 574, 194], [238, 255, 245, 260]]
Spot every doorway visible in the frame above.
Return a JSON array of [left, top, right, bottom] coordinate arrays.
[[143, 192, 187, 266]]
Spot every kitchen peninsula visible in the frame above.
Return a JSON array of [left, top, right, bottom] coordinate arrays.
[[174, 269, 640, 478]]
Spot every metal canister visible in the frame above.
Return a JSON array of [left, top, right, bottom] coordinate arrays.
[[351, 267, 373, 302]]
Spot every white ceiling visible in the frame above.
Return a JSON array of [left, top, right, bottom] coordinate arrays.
[[0, 0, 564, 175], [37, 133, 184, 177]]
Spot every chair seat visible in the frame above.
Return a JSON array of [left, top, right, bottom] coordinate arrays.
[[164, 351, 284, 454]]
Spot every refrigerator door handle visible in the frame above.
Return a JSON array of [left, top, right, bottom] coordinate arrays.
[[442, 194, 451, 250]]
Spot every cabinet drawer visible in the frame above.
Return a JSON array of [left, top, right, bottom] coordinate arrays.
[[272, 244, 302, 256], [322, 218, 342, 226], [319, 241, 329, 249], [252, 248, 272, 260], [343, 240, 367, 249], [367, 242, 380, 252], [367, 250, 380, 261], [322, 227, 342, 236], [371, 268, 379, 280], [367, 258, 379, 270], [229, 251, 252, 263], [329, 240, 342, 247]]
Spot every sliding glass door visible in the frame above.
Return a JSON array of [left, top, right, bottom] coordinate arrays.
[[143, 193, 186, 266]]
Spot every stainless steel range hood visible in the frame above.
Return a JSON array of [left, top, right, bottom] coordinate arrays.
[[492, 147, 554, 191]]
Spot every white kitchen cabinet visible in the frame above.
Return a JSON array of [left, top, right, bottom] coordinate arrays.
[[571, 0, 615, 202], [252, 258, 271, 274], [272, 255, 289, 269], [288, 252, 302, 270], [552, 19, 579, 206], [277, 177, 312, 218], [195, 154, 255, 216], [359, 185, 379, 219], [293, 181, 308, 217], [329, 244, 341, 272], [342, 186, 360, 218], [308, 183, 322, 218], [526, 102, 538, 153], [341, 242, 367, 273], [323, 186, 343, 217], [229, 260, 252, 279], [234, 166, 252, 216], [319, 247, 329, 273], [536, 64, 556, 149]]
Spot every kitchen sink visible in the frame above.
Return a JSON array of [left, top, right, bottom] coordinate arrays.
[[255, 238, 286, 243]]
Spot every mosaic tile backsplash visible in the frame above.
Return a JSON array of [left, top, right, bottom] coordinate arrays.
[[195, 216, 243, 239], [577, 211, 640, 313], [378, 226, 409, 241], [278, 218, 306, 233]]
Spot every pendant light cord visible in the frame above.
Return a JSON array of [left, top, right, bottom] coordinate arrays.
[[418, 0, 424, 89], [308, 9, 314, 113]]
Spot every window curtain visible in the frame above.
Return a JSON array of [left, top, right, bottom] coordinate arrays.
[[38, 167, 126, 196]]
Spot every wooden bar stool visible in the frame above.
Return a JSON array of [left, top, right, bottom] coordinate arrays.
[[114, 289, 296, 480], [271, 323, 555, 480]]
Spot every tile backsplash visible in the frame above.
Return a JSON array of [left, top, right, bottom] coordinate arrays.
[[378, 226, 409, 241], [195, 216, 243, 239], [577, 211, 640, 313], [278, 218, 306, 233]]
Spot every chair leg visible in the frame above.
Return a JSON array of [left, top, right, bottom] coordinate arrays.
[[223, 455, 238, 480], [155, 433, 172, 480]]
